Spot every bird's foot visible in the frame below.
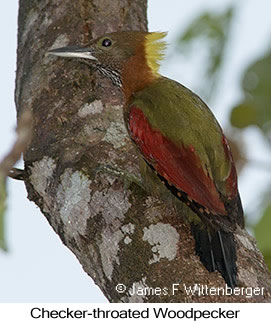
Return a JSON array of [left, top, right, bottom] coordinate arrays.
[[95, 164, 144, 191]]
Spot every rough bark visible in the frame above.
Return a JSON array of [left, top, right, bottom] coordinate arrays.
[[15, 0, 271, 302]]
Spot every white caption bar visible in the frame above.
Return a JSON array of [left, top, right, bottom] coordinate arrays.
[[0, 303, 268, 322]]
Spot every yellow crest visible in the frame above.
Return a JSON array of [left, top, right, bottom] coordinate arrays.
[[145, 32, 167, 76]]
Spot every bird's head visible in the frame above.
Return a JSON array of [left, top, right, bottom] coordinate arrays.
[[48, 31, 167, 99]]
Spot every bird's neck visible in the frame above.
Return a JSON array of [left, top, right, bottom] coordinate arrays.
[[121, 49, 160, 105]]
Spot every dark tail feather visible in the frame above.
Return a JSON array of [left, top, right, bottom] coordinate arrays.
[[191, 224, 237, 288]]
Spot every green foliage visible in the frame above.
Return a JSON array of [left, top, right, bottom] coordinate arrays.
[[176, 7, 234, 100], [230, 51, 271, 135], [229, 41, 271, 270], [254, 204, 271, 271], [0, 173, 7, 251], [230, 50, 271, 267], [230, 103, 258, 128]]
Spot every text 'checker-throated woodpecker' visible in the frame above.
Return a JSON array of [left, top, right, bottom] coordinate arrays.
[[48, 31, 244, 288]]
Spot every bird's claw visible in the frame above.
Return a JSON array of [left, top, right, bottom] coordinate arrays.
[[94, 164, 144, 191]]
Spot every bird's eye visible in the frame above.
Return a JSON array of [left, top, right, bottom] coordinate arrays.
[[102, 38, 112, 47]]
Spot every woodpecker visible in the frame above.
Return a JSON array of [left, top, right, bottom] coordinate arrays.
[[49, 31, 244, 288]]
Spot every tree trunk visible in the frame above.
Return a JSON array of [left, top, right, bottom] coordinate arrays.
[[16, 0, 271, 302]]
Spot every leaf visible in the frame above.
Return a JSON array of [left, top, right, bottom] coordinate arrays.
[[254, 204, 271, 271], [230, 51, 271, 136], [0, 173, 7, 251], [230, 103, 258, 128], [176, 7, 234, 100]]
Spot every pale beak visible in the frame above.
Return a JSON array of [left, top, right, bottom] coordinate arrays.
[[48, 46, 98, 61]]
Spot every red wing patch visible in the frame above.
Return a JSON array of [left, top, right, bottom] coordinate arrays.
[[128, 106, 227, 215]]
